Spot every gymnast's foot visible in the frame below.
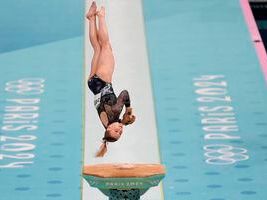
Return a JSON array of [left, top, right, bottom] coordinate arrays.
[[97, 6, 105, 18], [86, 1, 97, 20]]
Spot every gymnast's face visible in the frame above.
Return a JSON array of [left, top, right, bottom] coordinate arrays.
[[106, 122, 123, 141]]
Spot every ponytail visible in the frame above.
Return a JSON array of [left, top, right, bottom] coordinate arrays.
[[95, 140, 108, 157], [95, 130, 119, 157]]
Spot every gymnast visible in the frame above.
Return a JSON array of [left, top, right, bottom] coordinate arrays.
[[86, 1, 136, 157]]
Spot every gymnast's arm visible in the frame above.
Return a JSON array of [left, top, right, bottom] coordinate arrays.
[[99, 111, 109, 128], [117, 90, 131, 108], [116, 90, 136, 125]]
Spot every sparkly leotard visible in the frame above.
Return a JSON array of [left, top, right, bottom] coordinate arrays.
[[88, 75, 131, 128]]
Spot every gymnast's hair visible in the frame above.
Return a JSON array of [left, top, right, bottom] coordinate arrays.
[[95, 130, 118, 157]]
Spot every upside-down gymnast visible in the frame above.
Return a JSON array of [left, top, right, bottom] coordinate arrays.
[[86, 2, 136, 157]]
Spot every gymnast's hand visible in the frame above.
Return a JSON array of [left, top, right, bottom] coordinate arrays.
[[122, 107, 136, 125]]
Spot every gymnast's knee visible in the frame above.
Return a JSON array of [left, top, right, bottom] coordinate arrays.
[[100, 41, 112, 50], [93, 44, 101, 53]]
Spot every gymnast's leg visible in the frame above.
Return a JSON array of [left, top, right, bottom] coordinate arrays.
[[95, 6, 115, 83], [86, 1, 101, 79]]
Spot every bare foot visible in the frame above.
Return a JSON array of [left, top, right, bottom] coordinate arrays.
[[86, 1, 97, 20], [97, 6, 105, 18]]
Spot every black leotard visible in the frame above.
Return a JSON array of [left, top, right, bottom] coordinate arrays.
[[88, 75, 130, 128]]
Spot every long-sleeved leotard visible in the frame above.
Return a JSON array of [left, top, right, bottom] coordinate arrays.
[[88, 75, 130, 128]]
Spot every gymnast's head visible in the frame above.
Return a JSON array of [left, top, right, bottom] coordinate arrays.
[[95, 122, 123, 157], [105, 122, 123, 142]]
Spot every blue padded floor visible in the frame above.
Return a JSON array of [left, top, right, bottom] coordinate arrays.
[[0, 1, 84, 199], [143, 0, 267, 199], [1, 0, 267, 200]]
